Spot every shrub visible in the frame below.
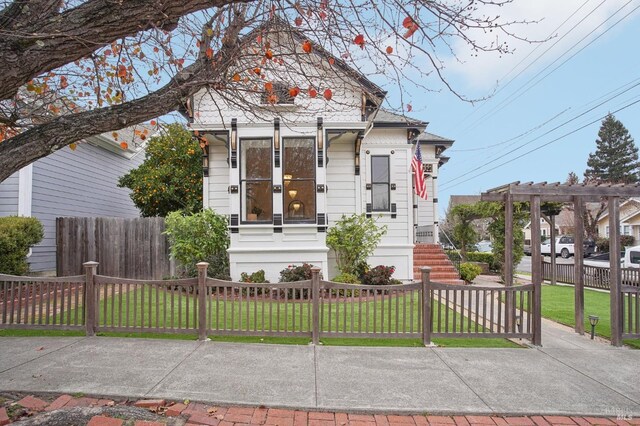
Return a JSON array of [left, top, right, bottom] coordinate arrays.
[[331, 272, 360, 284], [164, 209, 229, 277], [327, 214, 386, 275], [279, 263, 317, 282], [464, 251, 499, 272], [459, 262, 482, 284], [0, 216, 44, 275], [596, 236, 635, 252], [240, 270, 269, 283], [361, 265, 398, 286]]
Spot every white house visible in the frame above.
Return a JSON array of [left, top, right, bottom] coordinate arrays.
[[188, 22, 452, 282]]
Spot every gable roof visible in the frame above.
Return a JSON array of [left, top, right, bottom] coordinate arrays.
[[372, 109, 426, 129], [263, 17, 387, 99]]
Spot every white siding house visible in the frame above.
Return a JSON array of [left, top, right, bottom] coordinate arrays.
[[0, 134, 144, 274], [190, 23, 453, 282]]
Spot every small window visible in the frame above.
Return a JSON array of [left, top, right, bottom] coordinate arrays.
[[261, 82, 294, 105], [371, 156, 390, 211], [241, 139, 272, 223], [606, 226, 610, 237], [283, 138, 316, 223], [630, 251, 640, 265], [623, 225, 631, 235]]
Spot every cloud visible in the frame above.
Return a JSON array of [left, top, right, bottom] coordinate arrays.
[[443, 0, 635, 91]]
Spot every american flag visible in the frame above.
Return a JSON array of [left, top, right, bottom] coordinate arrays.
[[412, 141, 428, 200]]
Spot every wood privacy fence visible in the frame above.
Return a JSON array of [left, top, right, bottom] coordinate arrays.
[[542, 261, 640, 290], [0, 265, 541, 344], [56, 217, 174, 279]]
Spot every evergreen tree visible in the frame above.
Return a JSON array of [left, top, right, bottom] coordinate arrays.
[[584, 114, 639, 183]]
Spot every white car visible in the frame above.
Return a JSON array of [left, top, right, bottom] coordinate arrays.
[[541, 235, 596, 259]]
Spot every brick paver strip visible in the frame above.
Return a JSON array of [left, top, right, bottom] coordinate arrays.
[[188, 413, 221, 426], [224, 412, 254, 423], [375, 414, 390, 426], [295, 410, 309, 426], [0, 407, 9, 426], [505, 418, 535, 426], [335, 412, 349, 425], [466, 416, 497, 425], [269, 408, 297, 418], [45, 394, 73, 411], [544, 417, 576, 425], [87, 415, 124, 426], [428, 416, 457, 424], [17, 395, 48, 411], [227, 406, 256, 416], [454, 416, 471, 426], [413, 415, 429, 426], [133, 399, 165, 409], [134, 421, 165, 426], [492, 418, 509, 426], [252, 407, 269, 424], [308, 420, 338, 426], [572, 418, 593, 426], [265, 416, 295, 426], [583, 418, 616, 425], [530, 416, 552, 426], [184, 402, 210, 416], [166, 402, 187, 417], [387, 415, 416, 424], [309, 412, 336, 421]]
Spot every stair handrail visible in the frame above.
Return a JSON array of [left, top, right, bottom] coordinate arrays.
[[440, 228, 462, 271]]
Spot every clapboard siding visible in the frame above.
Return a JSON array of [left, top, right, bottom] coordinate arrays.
[[29, 142, 143, 272], [327, 141, 356, 222], [0, 172, 19, 216], [208, 141, 230, 215]]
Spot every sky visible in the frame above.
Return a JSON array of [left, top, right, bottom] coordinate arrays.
[[384, 0, 640, 216]]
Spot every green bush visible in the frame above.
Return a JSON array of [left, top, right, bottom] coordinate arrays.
[[327, 214, 386, 275], [459, 262, 482, 284], [464, 251, 499, 272], [240, 270, 269, 283], [596, 236, 635, 252], [164, 209, 229, 277], [0, 216, 44, 275], [361, 265, 400, 286], [331, 272, 360, 284]]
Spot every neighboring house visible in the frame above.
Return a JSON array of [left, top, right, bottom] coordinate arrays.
[[441, 195, 491, 244], [523, 208, 574, 244], [0, 131, 145, 274], [188, 22, 452, 282], [597, 198, 640, 243]]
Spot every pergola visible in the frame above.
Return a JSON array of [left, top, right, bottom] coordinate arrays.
[[481, 181, 640, 346]]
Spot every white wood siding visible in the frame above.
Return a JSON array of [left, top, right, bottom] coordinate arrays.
[[326, 140, 357, 223], [208, 141, 230, 215]]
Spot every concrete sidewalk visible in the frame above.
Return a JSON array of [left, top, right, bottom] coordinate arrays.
[[0, 328, 639, 417]]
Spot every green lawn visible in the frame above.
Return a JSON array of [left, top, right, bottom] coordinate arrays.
[[526, 285, 640, 349], [3, 285, 520, 348]]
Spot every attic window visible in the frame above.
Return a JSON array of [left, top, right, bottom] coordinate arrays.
[[261, 82, 294, 105]]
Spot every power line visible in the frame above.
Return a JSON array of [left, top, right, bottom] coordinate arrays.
[[455, 0, 637, 138], [453, 0, 598, 133], [442, 77, 640, 187], [440, 98, 640, 191]]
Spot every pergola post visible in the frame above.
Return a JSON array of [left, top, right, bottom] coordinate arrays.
[[573, 196, 585, 335], [531, 195, 542, 346], [609, 196, 623, 347], [504, 193, 514, 332], [550, 215, 557, 285]]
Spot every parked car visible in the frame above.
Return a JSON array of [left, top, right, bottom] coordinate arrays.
[[475, 240, 492, 253], [540, 235, 596, 258], [584, 246, 640, 269]]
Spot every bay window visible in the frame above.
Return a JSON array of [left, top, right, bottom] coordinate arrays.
[[241, 139, 272, 223], [283, 138, 316, 223]]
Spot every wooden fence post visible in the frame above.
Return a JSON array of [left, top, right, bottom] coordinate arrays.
[[421, 266, 432, 346], [83, 261, 98, 336], [573, 196, 585, 335], [311, 267, 321, 345], [530, 195, 542, 346], [197, 262, 209, 341], [608, 197, 623, 347]]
